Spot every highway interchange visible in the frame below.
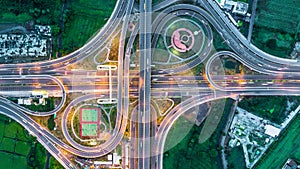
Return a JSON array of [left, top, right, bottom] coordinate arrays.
[[0, 0, 300, 169]]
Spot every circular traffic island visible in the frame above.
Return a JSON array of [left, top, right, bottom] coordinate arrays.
[[152, 13, 212, 73], [164, 19, 205, 61]]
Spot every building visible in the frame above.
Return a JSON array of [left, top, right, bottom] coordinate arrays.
[[290, 42, 300, 59], [215, 0, 249, 16], [0, 25, 52, 63], [264, 124, 281, 137], [282, 159, 299, 169], [232, 2, 249, 15]]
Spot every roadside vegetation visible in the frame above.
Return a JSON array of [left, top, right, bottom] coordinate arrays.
[[238, 96, 300, 124], [50, 156, 64, 169], [0, 114, 61, 168], [254, 115, 300, 168], [226, 145, 246, 169], [163, 99, 234, 169], [212, 28, 232, 51], [0, 0, 116, 58], [252, 0, 300, 58]]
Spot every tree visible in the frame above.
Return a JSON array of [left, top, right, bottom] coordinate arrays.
[[210, 149, 218, 158], [47, 115, 55, 130]]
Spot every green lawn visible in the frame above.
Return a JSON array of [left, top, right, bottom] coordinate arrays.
[[227, 146, 246, 169], [61, 0, 117, 54], [254, 115, 300, 169], [4, 122, 29, 141], [15, 141, 31, 155], [0, 152, 27, 169], [0, 114, 61, 168], [163, 99, 234, 169], [0, 138, 15, 152], [252, 0, 300, 58], [238, 96, 289, 124]]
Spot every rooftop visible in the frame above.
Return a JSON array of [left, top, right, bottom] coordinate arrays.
[[265, 124, 281, 137]]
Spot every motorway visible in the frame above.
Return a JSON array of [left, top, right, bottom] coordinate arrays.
[[1, 0, 300, 168], [0, 0, 130, 74], [138, 0, 152, 169], [0, 100, 76, 169]]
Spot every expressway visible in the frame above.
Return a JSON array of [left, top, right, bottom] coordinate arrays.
[[154, 87, 300, 169], [138, 0, 152, 169], [0, 75, 66, 116], [3, 72, 300, 165], [1, 0, 300, 168], [0, 100, 76, 169], [0, 0, 130, 74]]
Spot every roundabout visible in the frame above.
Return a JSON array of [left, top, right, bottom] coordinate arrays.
[[151, 8, 213, 73], [164, 19, 205, 62]]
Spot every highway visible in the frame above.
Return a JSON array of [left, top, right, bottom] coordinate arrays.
[[0, 75, 66, 116], [197, 0, 300, 73], [2, 0, 300, 168], [138, 0, 152, 169], [0, 100, 76, 169], [0, 0, 130, 74]]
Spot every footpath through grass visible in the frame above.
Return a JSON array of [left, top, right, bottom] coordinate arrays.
[[254, 114, 300, 169]]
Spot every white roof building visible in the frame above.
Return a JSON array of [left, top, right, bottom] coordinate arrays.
[[265, 124, 281, 137], [24, 99, 32, 105], [232, 2, 249, 15], [215, 0, 249, 15], [17, 98, 24, 105], [107, 154, 113, 161]]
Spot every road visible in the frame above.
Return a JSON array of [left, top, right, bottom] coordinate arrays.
[[247, 0, 258, 41], [220, 99, 238, 169], [1, 0, 300, 168], [138, 0, 152, 169]]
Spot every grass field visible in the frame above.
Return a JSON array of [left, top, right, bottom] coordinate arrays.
[[252, 0, 300, 58], [198, 100, 225, 143], [0, 114, 60, 168], [163, 99, 234, 169], [254, 115, 300, 169], [255, 0, 300, 34], [0, 152, 27, 169], [61, 0, 117, 54], [227, 146, 246, 169]]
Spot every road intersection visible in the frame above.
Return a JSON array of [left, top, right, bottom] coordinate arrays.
[[0, 0, 299, 169]]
